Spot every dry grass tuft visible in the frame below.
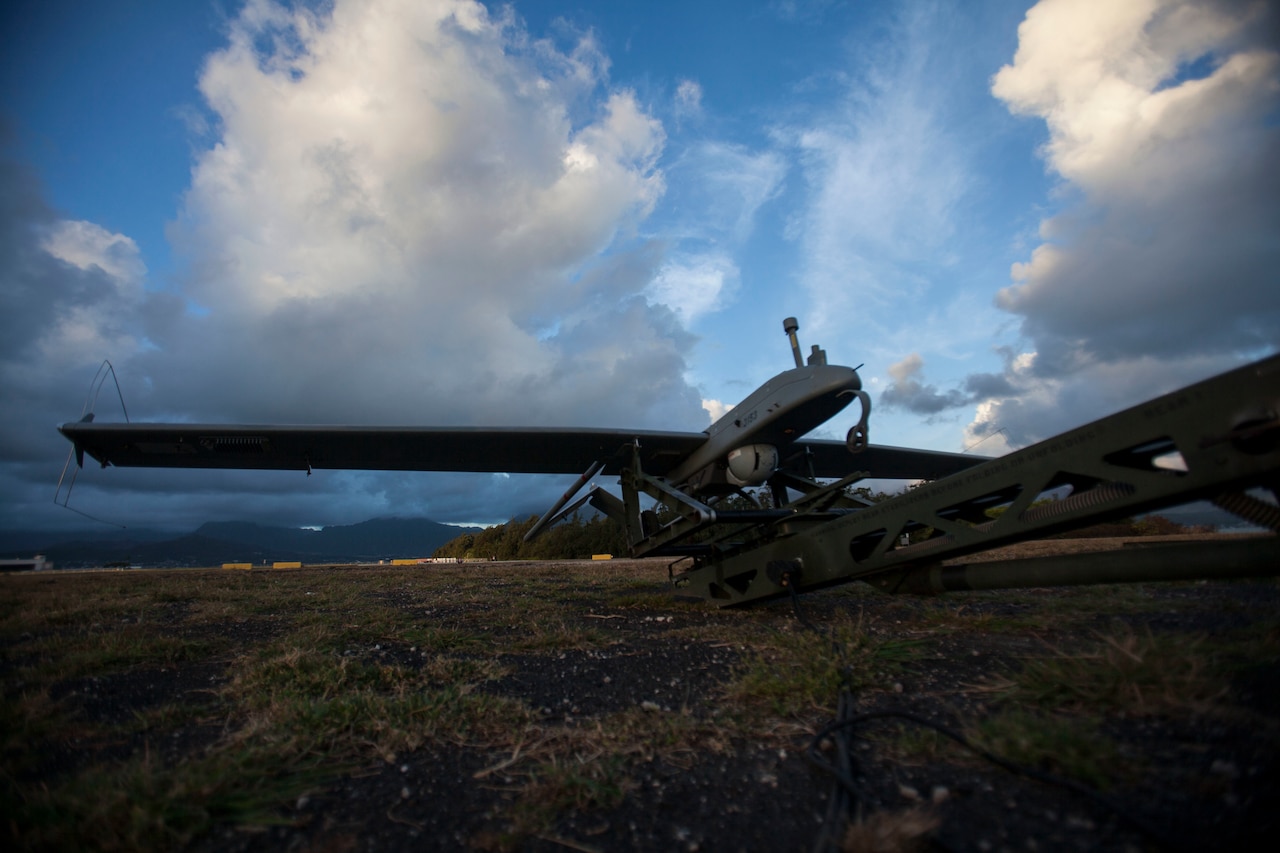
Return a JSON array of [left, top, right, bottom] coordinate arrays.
[[979, 625, 1227, 715], [842, 807, 939, 852]]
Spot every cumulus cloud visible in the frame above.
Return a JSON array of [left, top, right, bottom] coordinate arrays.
[[2, 0, 711, 530], [965, 0, 1279, 447], [701, 398, 730, 422], [135, 0, 697, 429], [33, 221, 149, 372], [880, 350, 1020, 420], [40, 221, 146, 288], [1, 172, 144, 370], [880, 353, 968, 415]]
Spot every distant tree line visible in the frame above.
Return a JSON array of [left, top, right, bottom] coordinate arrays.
[[1049, 514, 1212, 539], [979, 496, 1211, 539], [820, 486, 1211, 540], [433, 489, 1212, 562], [432, 513, 628, 561]]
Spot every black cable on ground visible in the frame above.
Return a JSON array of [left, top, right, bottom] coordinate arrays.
[[787, 584, 1190, 853], [784, 581, 859, 853], [810, 687, 854, 853]]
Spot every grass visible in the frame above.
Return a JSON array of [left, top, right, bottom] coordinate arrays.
[[506, 753, 634, 839], [503, 618, 611, 652], [923, 613, 1280, 794], [29, 627, 219, 684], [1, 566, 543, 850], [0, 688, 72, 764], [472, 705, 735, 850], [10, 742, 335, 851], [872, 704, 1128, 793], [969, 709, 1128, 790], [2, 562, 1277, 851], [979, 625, 1228, 714], [723, 614, 924, 719]]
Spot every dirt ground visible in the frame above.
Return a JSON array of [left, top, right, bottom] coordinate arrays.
[[3, 537, 1278, 852]]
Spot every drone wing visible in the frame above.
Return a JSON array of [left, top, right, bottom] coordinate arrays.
[[59, 422, 989, 482], [57, 422, 708, 477], [790, 439, 989, 481]]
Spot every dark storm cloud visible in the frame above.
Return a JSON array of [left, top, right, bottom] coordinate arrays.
[[879, 352, 1026, 418], [961, 370, 1015, 400], [0, 155, 147, 467]]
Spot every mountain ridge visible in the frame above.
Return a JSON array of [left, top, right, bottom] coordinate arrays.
[[1, 516, 481, 568]]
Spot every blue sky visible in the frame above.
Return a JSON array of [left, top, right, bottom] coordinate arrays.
[[2, 0, 1277, 532]]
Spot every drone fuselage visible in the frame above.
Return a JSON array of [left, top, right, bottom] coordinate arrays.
[[669, 362, 864, 493]]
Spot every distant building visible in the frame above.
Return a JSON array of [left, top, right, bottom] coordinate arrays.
[[0, 555, 52, 572]]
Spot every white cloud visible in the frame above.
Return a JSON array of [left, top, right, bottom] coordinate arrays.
[[1, 0, 713, 529], [143, 0, 695, 431], [33, 235, 146, 402], [701, 398, 729, 422], [31, 220, 148, 371], [648, 253, 737, 324], [40, 220, 146, 288], [991, 0, 1274, 196], [966, 0, 1280, 449]]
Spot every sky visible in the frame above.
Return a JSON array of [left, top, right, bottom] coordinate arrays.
[[1, 0, 1277, 533]]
